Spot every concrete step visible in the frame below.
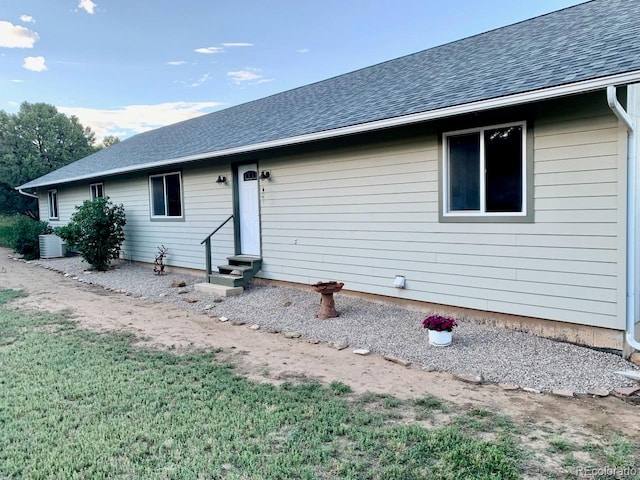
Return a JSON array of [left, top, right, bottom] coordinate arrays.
[[206, 272, 245, 287], [195, 283, 243, 297], [217, 264, 253, 275]]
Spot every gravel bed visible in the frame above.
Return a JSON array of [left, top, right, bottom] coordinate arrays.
[[34, 255, 639, 394]]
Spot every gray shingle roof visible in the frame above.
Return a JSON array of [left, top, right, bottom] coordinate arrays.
[[19, 0, 640, 189]]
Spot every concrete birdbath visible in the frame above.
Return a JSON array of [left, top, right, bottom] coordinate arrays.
[[312, 281, 344, 319]]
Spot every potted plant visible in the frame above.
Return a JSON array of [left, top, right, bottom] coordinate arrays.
[[422, 314, 458, 347]]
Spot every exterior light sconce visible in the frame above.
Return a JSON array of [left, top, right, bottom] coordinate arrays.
[[216, 175, 227, 184], [260, 170, 271, 180], [393, 275, 406, 289]]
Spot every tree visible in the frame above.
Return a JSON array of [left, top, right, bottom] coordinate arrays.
[[0, 102, 97, 217], [101, 135, 120, 148], [55, 197, 126, 271]]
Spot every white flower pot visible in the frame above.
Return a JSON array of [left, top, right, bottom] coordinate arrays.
[[428, 329, 452, 347]]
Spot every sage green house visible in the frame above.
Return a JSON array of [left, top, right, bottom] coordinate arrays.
[[18, 0, 640, 353]]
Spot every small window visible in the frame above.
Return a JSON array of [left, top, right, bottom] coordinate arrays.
[[443, 121, 526, 218], [48, 189, 59, 220], [90, 183, 104, 200], [243, 170, 258, 181], [149, 172, 183, 218]]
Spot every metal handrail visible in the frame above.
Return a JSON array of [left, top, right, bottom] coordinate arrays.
[[200, 214, 234, 245], [201, 214, 234, 277]]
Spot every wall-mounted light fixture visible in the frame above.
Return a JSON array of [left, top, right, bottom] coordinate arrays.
[[393, 275, 406, 289], [216, 175, 227, 184], [260, 170, 271, 180]]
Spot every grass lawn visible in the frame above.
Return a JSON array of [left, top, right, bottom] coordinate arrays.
[[0, 289, 637, 479]]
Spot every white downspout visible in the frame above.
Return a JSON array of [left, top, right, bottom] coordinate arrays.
[[607, 85, 640, 353]]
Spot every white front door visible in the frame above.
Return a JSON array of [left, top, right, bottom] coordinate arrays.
[[237, 163, 261, 255]]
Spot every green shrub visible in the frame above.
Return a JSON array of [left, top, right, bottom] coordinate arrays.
[[55, 197, 126, 271], [8, 216, 52, 260]]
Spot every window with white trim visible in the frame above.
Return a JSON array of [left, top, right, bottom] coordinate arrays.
[[90, 182, 104, 200], [443, 121, 526, 217], [48, 189, 59, 220], [149, 172, 183, 218]]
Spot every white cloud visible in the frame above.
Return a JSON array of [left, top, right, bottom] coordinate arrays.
[[195, 46, 223, 54], [11, 79, 24, 83], [20, 15, 35, 23], [57, 101, 223, 142], [0, 21, 39, 48], [297, 48, 309, 54], [186, 73, 212, 88], [23, 56, 47, 72], [222, 42, 253, 47], [227, 67, 273, 86], [167, 60, 187, 66], [78, 0, 97, 14]]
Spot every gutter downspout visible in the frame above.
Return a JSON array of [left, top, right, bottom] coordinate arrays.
[[607, 85, 640, 353], [17, 188, 38, 199]]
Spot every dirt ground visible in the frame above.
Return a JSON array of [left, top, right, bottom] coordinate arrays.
[[1, 247, 638, 441]]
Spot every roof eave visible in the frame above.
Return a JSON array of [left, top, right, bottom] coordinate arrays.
[[19, 69, 640, 190]]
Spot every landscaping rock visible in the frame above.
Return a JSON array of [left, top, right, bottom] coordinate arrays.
[[552, 389, 575, 398], [383, 355, 411, 367], [182, 297, 198, 303], [282, 301, 292, 307], [284, 331, 301, 339], [499, 383, 519, 391], [231, 320, 246, 326], [613, 386, 640, 397], [454, 373, 484, 385], [353, 348, 370, 355], [522, 387, 542, 394], [203, 304, 213, 310], [328, 341, 348, 350], [171, 280, 187, 288], [422, 365, 437, 372], [248, 324, 260, 330], [266, 328, 279, 334], [177, 288, 188, 295], [587, 388, 610, 397], [218, 316, 229, 322], [630, 352, 640, 366]]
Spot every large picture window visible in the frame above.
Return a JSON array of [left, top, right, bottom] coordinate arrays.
[[149, 172, 182, 218], [443, 121, 526, 218], [48, 189, 59, 220]]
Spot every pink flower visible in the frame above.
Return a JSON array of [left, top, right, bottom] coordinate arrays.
[[422, 314, 458, 332]]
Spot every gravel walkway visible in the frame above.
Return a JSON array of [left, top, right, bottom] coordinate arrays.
[[33, 255, 639, 394]]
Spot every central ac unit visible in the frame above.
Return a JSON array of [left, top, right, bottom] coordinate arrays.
[[39, 234, 67, 258]]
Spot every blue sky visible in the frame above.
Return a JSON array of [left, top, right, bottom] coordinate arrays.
[[0, 0, 586, 142]]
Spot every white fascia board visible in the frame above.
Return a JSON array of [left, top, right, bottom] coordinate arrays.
[[22, 69, 640, 189]]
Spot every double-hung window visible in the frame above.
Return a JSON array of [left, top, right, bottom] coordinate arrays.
[[90, 182, 104, 200], [48, 189, 59, 220], [149, 172, 183, 218], [443, 121, 527, 219]]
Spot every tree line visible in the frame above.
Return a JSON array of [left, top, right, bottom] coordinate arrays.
[[0, 102, 119, 218]]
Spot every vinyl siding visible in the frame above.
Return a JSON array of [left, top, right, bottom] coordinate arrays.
[[40, 165, 235, 272], [257, 98, 625, 330]]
